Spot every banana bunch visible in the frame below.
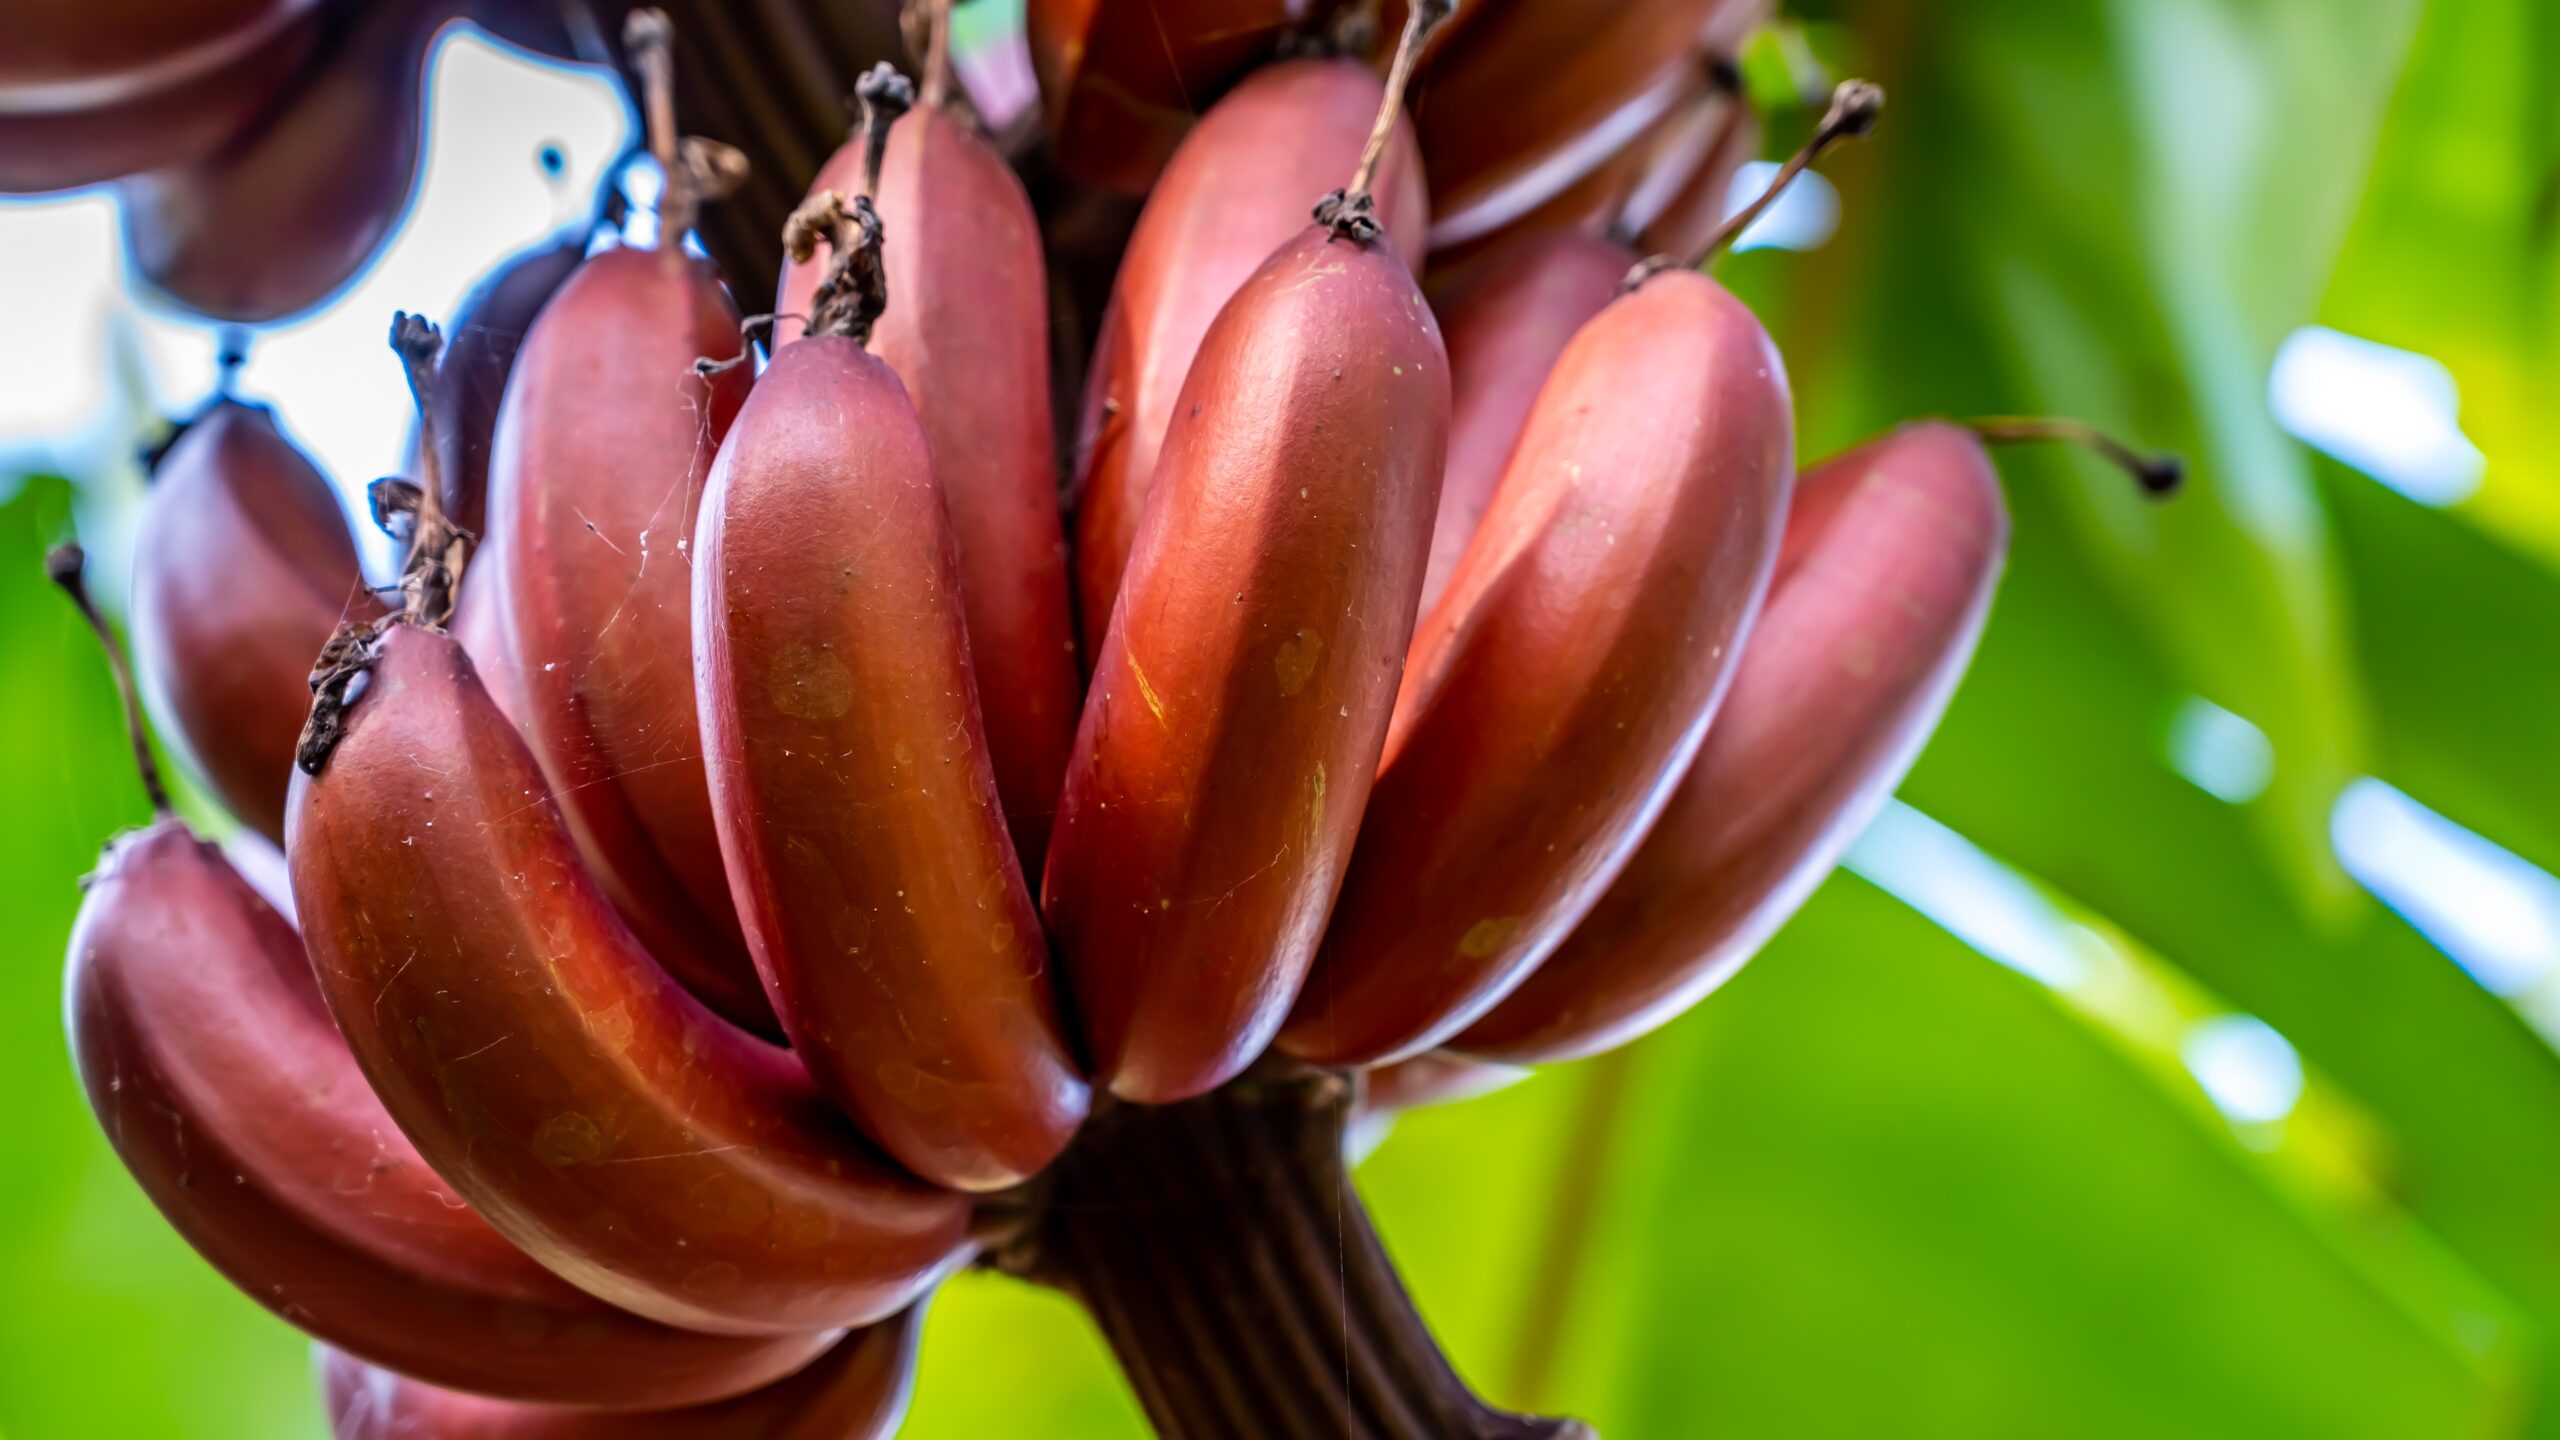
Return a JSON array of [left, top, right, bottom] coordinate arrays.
[[50, 2, 2176, 1434]]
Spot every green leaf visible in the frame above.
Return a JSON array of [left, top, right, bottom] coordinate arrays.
[[1889, 468, 2560, 1429], [902, 1274, 1146, 1439], [0, 480, 320, 1440], [2326, 459, 2560, 888], [2314, 0, 2560, 566], [1365, 876, 2516, 1437], [1757, 0, 2427, 910]]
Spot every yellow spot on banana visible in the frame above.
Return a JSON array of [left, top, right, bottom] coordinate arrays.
[[1128, 651, 1169, 728], [1457, 916, 1520, 960]]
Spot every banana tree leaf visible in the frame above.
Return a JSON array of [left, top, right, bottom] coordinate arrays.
[[2314, 0, 2560, 564], [1892, 465, 2560, 1431], [1369, 876, 2514, 1438], [0, 480, 320, 1439], [1760, 0, 2426, 910], [2326, 459, 2560, 891]]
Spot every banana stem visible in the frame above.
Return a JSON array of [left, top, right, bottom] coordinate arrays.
[[1962, 416, 2186, 497], [625, 8, 685, 239], [920, 0, 955, 111], [1688, 78, 1883, 268], [47, 544, 172, 818], [387, 313, 468, 628], [1000, 1069, 1592, 1440], [783, 66, 911, 346], [1319, 0, 1453, 242]]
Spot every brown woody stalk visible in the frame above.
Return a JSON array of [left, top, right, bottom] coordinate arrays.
[[999, 1070, 1592, 1440]]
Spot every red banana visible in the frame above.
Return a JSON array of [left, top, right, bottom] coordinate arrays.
[[319, 1307, 923, 1440], [1043, 6, 1456, 1104], [697, 79, 1088, 1194], [1027, 0, 1334, 195], [57, 548, 826, 1408], [775, 32, 1080, 864], [1418, 228, 1633, 617], [1417, 74, 1756, 615], [435, 228, 590, 539], [120, 0, 437, 322], [131, 391, 379, 843], [1621, 87, 1760, 266], [1068, 54, 1430, 661], [1419, 53, 1729, 262], [1458, 422, 2010, 1062], [1281, 262, 1793, 1069], [0, 16, 314, 194], [1413, 0, 1765, 251], [1281, 82, 1883, 1069], [71, 821, 839, 1405], [0, 0, 314, 100], [478, 248, 770, 1031], [479, 19, 772, 1034], [291, 621, 972, 1335]]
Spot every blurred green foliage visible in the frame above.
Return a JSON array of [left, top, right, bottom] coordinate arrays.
[[4, 0, 2557, 1435]]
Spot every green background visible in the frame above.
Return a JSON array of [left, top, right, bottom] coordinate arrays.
[[6, 0, 2558, 1434]]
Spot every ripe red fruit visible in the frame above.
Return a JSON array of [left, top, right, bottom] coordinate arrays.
[[1027, 0, 1332, 194], [71, 821, 838, 1404], [319, 1307, 923, 1439], [696, 323, 1089, 1190], [776, 38, 1080, 864], [1459, 422, 2012, 1062], [1282, 266, 1794, 1068], [1417, 228, 1632, 617], [56, 547, 825, 1408], [1619, 83, 1762, 265], [699, 75, 1089, 1192], [1420, 53, 1732, 261], [1283, 79, 1888, 1069], [0, 0, 315, 101], [0, 17, 315, 195], [1413, 0, 1765, 249], [1043, 5, 1456, 1104], [433, 229, 590, 539], [290, 623, 972, 1336], [478, 244, 774, 1032], [131, 394, 379, 845], [478, 153, 774, 1030], [120, 1, 437, 322], [1069, 55, 1429, 660]]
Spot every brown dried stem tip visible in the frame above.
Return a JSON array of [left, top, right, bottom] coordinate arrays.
[[385, 313, 472, 626], [1317, 0, 1454, 242], [785, 191, 888, 344], [622, 9, 746, 245], [296, 618, 387, 777], [624, 9, 677, 176], [47, 542, 172, 817], [855, 63, 916, 198], [1964, 416, 2187, 498], [1633, 76, 1883, 283], [291, 316, 466, 777], [390, 312, 445, 509], [786, 68, 908, 345], [903, 0, 959, 111]]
